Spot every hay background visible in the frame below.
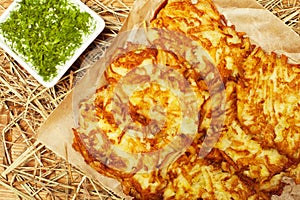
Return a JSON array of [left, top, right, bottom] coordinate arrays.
[[0, 0, 299, 199]]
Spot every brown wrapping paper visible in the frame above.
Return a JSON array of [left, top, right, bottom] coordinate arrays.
[[37, 0, 300, 198], [213, 0, 300, 63]]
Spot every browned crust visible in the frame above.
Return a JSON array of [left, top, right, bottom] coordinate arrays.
[[72, 0, 300, 199]]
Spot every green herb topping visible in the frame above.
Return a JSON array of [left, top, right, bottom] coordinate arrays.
[[0, 0, 96, 81]]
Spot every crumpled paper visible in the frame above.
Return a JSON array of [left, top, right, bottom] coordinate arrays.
[[37, 0, 300, 199], [213, 0, 300, 63]]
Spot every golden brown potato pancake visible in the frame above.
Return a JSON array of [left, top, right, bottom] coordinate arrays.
[[72, 0, 300, 199]]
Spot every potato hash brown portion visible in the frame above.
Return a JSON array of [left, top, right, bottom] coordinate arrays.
[[237, 48, 300, 160], [72, 0, 300, 199], [150, 0, 253, 82]]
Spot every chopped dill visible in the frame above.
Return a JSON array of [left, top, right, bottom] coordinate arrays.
[[0, 0, 96, 81]]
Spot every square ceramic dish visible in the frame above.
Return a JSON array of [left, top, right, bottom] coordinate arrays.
[[0, 0, 105, 87]]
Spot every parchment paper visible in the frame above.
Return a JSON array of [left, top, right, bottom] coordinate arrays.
[[37, 0, 300, 198], [214, 0, 300, 63]]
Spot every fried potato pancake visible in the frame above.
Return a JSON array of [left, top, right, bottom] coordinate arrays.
[[72, 0, 300, 199], [237, 48, 300, 160]]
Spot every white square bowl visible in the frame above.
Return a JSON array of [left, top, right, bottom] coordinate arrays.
[[0, 0, 105, 88]]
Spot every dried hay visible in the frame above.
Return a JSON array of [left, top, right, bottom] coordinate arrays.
[[0, 0, 299, 199]]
